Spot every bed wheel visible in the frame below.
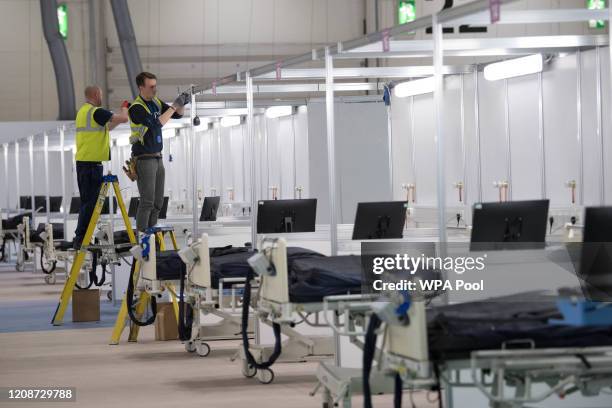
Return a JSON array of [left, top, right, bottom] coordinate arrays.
[[241, 362, 257, 378], [196, 342, 210, 357], [185, 341, 197, 353], [44, 273, 56, 285], [257, 368, 274, 384], [16, 260, 25, 272], [106, 291, 112, 301]]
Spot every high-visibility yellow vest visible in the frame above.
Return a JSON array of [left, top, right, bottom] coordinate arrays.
[[75, 103, 110, 162], [128, 95, 163, 145]]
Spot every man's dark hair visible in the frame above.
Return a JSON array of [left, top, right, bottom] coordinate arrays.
[[136, 72, 157, 87]]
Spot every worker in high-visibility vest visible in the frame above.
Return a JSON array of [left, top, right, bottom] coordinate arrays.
[[73, 86, 129, 249], [127, 72, 189, 232]]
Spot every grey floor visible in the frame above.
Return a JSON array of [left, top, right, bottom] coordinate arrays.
[[0, 263, 439, 408]]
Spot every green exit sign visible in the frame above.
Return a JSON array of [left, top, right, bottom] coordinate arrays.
[[398, 0, 416, 25], [587, 0, 606, 29], [57, 3, 68, 39]]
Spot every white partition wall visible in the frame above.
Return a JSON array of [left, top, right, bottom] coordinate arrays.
[[308, 99, 391, 224], [391, 47, 612, 214]]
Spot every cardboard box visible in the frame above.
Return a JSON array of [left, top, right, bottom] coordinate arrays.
[[72, 289, 100, 322], [154, 302, 179, 341]]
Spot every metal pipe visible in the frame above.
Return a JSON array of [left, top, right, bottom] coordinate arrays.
[[596, 46, 605, 205], [15, 142, 20, 209], [577, 50, 584, 205], [60, 127, 67, 237], [265, 118, 270, 199], [325, 47, 339, 256], [504, 79, 512, 200], [410, 96, 417, 192], [192, 1, 519, 95], [109, 0, 143, 99], [3, 144, 9, 209], [242, 125, 246, 202], [88, 0, 97, 85], [44, 132, 50, 222], [460, 74, 467, 204], [386, 102, 394, 199], [29, 136, 35, 214], [191, 90, 198, 238], [39, 0, 76, 120], [432, 14, 448, 244], [246, 73, 257, 249], [538, 72, 546, 199], [291, 114, 297, 197]]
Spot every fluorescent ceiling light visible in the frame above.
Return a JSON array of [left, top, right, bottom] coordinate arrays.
[[484, 54, 543, 81], [265, 106, 293, 119], [393, 77, 435, 98], [220, 116, 241, 128]]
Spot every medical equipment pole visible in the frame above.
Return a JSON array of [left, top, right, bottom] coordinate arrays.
[[386, 101, 394, 199], [108, 140, 117, 306], [504, 79, 512, 200], [325, 47, 338, 256], [291, 115, 297, 197], [432, 15, 447, 244], [191, 90, 199, 239], [474, 69, 483, 203], [246, 73, 257, 250], [576, 51, 584, 206], [3, 144, 9, 209], [15, 142, 20, 209], [537, 72, 546, 199], [29, 135, 35, 216], [60, 126, 67, 233], [460, 74, 467, 205], [44, 132, 50, 223], [410, 96, 417, 197], [596, 47, 605, 205]]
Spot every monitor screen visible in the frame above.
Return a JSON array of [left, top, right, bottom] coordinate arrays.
[[470, 199, 549, 251], [200, 196, 220, 221], [256, 199, 317, 233], [69, 197, 81, 214], [20, 196, 32, 210], [578, 206, 612, 301], [128, 197, 139, 218], [158, 196, 169, 219], [352, 201, 407, 240]]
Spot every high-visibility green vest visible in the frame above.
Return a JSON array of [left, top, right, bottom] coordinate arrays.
[[128, 95, 163, 145], [75, 103, 110, 162]]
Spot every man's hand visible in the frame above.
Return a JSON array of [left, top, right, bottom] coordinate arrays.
[[172, 92, 191, 109]]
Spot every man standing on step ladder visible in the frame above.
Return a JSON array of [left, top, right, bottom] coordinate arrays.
[[126, 72, 190, 233], [73, 86, 130, 250]]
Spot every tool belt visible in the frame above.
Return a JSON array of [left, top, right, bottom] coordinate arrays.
[[122, 154, 162, 181]]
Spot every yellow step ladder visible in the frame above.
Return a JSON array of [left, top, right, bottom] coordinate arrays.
[[109, 225, 180, 345], [51, 174, 136, 326]]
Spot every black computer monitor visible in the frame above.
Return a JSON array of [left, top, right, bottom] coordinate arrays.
[[200, 196, 220, 221], [128, 197, 139, 218], [101, 197, 118, 214], [34, 196, 47, 211], [256, 199, 317, 233], [159, 196, 169, 219], [470, 199, 549, 251], [578, 207, 612, 300], [49, 196, 62, 212], [20, 196, 32, 210], [69, 197, 81, 214], [352, 201, 407, 240]]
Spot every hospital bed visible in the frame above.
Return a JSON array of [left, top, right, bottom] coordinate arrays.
[[0, 211, 33, 263], [230, 237, 364, 384], [248, 236, 612, 407]]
